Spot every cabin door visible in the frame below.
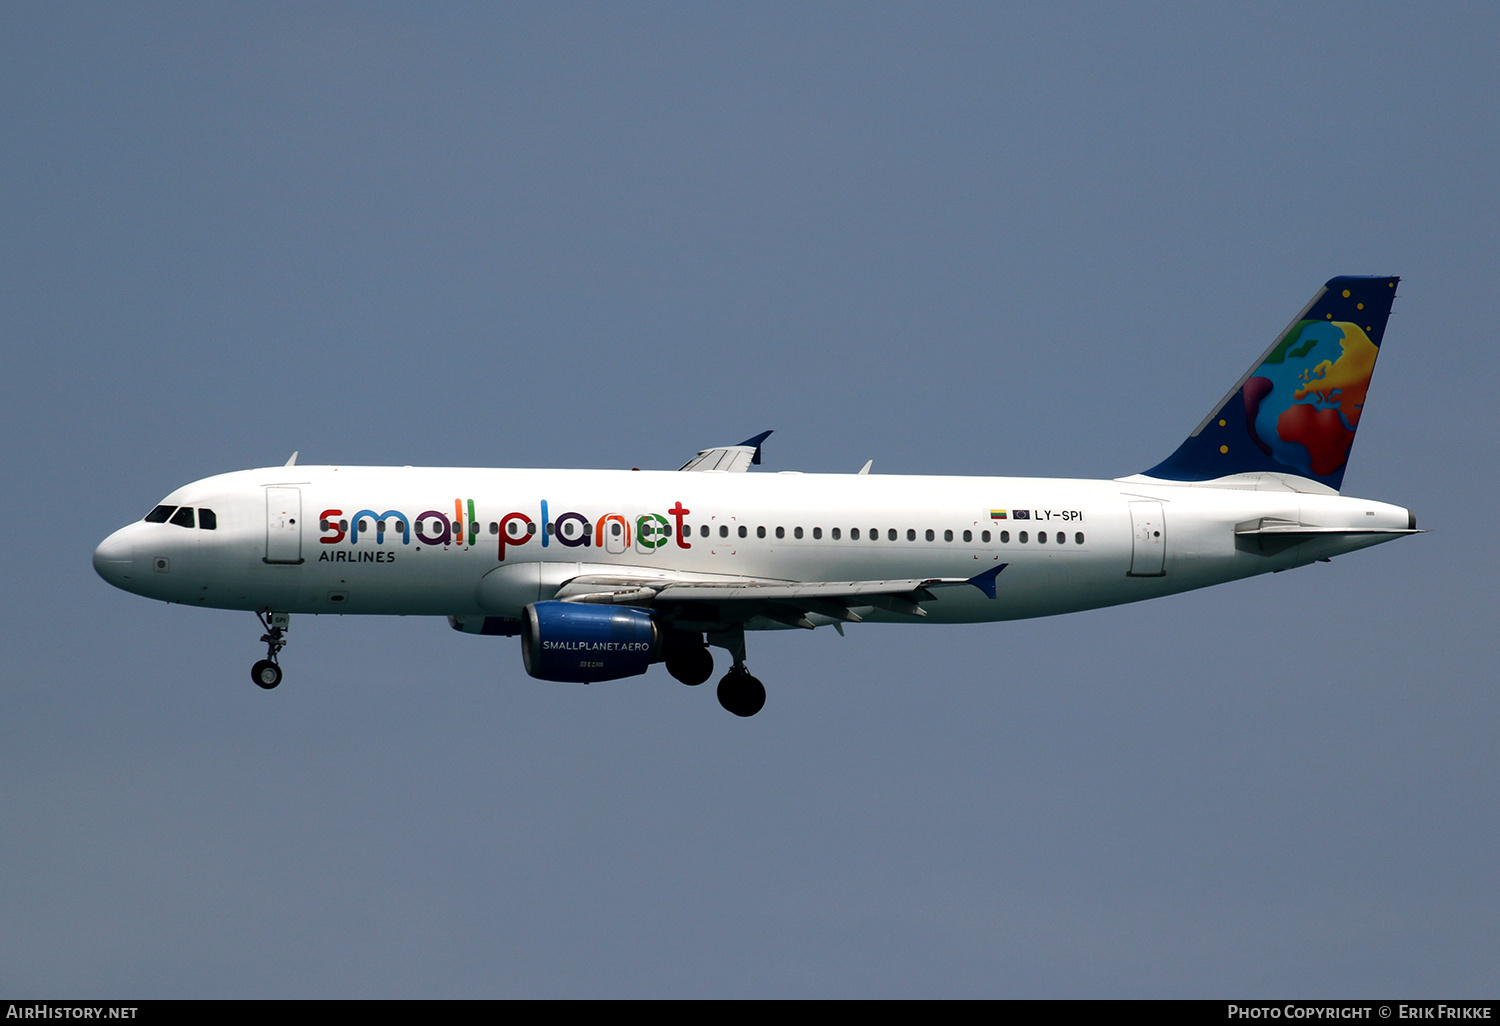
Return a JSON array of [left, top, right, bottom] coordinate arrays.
[[1127, 501, 1166, 577], [265, 487, 304, 564]]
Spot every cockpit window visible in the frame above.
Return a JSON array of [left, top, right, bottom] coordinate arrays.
[[198, 508, 217, 530], [169, 506, 196, 529], [145, 505, 176, 523]]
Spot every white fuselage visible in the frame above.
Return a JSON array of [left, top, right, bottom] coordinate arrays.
[[93, 465, 1413, 628]]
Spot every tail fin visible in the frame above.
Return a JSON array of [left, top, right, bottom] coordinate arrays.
[[1136, 275, 1400, 493]]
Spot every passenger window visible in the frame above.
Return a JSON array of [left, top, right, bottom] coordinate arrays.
[[963, 530, 972, 542], [1056, 532, 1065, 544], [794, 527, 804, 539], [198, 509, 217, 530], [906, 529, 916, 541], [1020, 531, 1029, 543], [775, 526, 785, 539], [944, 529, 953, 542], [145, 505, 175, 523], [1037, 531, 1046, 544], [999, 530, 1008, 543], [757, 526, 766, 539], [983, 530, 992, 542], [832, 528, 841, 540], [925, 529, 935, 541], [738, 525, 747, 538], [851, 528, 860, 540], [489, 522, 498, 535], [339, 520, 348, 532], [719, 525, 728, 538], [888, 529, 897, 541], [701, 525, 709, 538], [1075, 532, 1085, 544], [812, 527, 822, 539], [170, 506, 195, 528]]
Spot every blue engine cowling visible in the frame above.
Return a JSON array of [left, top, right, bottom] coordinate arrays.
[[521, 601, 660, 683]]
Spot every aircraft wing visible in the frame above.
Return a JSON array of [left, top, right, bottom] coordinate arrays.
[[552, 564, 1006, 629], [677, 430, 772, 472]]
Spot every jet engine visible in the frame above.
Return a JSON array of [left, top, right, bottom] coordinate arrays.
[[521, 601, 660, 683]]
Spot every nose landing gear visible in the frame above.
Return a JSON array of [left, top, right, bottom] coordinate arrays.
[[251, 611, 289, 690]]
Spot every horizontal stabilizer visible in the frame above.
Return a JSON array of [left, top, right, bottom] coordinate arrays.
[[1232, 516, 1422, 556]]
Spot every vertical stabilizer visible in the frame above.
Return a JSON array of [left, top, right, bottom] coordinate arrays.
[[1139, 275, 1399, 493]]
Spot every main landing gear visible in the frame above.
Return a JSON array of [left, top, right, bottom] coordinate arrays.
[[664, 631, 715, 687], [251, 611, 288, 690], [716, 666, 766, 718], [667, 630, 763, 716], [701, 627, 765, 717]]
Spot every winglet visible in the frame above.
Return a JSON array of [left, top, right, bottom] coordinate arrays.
[[284, 451, 299, 467], [680, 431, 773, 472], [738, 430, 773, 466], [966, 563, 1008, 599]]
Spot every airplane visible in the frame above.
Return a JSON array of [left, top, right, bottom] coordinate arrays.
[[94, 275, 1419, 717]]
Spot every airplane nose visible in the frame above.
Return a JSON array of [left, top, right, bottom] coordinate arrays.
[[93, 527, 137, 588]]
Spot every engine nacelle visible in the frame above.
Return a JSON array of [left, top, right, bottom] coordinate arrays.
[[521, 601, 660, 683]]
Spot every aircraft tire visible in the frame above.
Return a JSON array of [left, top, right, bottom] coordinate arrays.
[[252, 659, 282, 690], [717, 670, 766, 717], [667, 645, 714, 687]]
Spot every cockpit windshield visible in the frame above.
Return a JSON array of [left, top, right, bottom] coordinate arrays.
[[144, 504, 217, 528]]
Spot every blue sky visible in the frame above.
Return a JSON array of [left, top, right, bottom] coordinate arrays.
[[2, 3, 1496, 996]]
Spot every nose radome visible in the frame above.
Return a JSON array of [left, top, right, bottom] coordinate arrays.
[[93, 527, 136, 587]]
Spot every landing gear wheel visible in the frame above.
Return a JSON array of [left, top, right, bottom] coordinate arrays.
[[717, 669, 766, 717], [252, 611, 289, 691], [666, 645, 714, 687], [252, 659, 282, 690]]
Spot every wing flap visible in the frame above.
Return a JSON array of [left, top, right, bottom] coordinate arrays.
[[547, 565, 1008, 626]]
